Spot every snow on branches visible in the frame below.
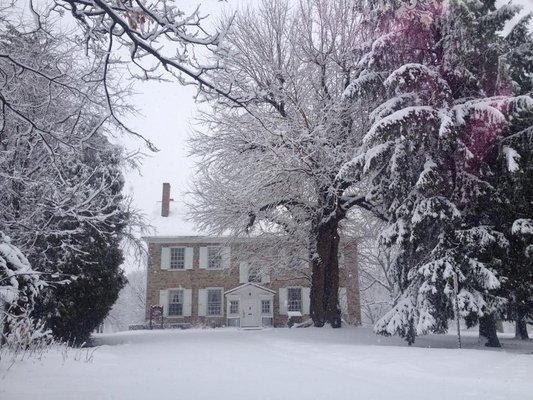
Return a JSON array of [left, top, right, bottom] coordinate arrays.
[[41, 0, 241, 105], [350, 0, 533, 344], [512, 219, 533, 236], [0, 232, 50, 348]]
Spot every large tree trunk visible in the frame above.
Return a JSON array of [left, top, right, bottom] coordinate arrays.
[[479, 313, 501, 347], [309, 215, 341, 328], [515, 317, 529, 340], [321, 219, 341, 328], [310, 242, 326, 327]]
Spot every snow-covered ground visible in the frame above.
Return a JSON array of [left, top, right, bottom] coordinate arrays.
[[1, 327, 532, 400]]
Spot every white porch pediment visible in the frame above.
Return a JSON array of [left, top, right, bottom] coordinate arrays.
[[224, 282, 275, 296]]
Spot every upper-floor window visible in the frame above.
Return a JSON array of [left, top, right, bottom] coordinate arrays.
[[170, 247, 185, 269], [248, 267, 261, 283], [261, 300, 271, 314], [207, 288, 222, 315], [287, 287, 302, 312], [229, 300, 239, 314], [168, 290, 184, 316], [208, 246, 222, 269]]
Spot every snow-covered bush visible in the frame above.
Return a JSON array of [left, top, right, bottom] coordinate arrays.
[[0, 232, 50, 350]]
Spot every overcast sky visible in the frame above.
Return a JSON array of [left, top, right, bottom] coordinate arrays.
[[121, 0, 242, 239]]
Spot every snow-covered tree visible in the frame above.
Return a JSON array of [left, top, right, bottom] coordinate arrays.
[[33, 141, 129, 344], [0, 12, 139, 344], [189, 0, 378, 327], [345, 0, 533, 345], [492, 12, 533, 340]]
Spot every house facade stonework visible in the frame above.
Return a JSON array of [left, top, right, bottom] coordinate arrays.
[[144, 236, 361, 328]]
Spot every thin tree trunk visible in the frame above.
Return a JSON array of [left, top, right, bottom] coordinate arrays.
[[515, 317, 529, 340], [479, 313, 501, 347]]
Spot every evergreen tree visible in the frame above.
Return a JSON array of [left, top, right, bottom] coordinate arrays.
[[0, 232, 49, 347], [347, 0, 533, 345], [35, 140, 128, 344], [491, 13, 533, 340]]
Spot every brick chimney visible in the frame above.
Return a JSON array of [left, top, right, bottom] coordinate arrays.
[[161, 182, 171, 217]]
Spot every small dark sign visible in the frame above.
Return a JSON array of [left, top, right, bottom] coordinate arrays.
[[149, 305, 164, 330]]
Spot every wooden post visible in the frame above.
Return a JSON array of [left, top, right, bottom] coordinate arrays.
[[453, 272, 461, 349]]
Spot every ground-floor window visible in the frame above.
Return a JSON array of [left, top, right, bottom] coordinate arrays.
[[261, 299, 271, 314], [288, 287, 302, 312], [168, 289, 184, 316], [207, 289, 223, 316], [229, 300, 239, 314]]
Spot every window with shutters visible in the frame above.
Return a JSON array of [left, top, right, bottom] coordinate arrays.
[[261, 300, 271, 314], [170, 248, 185, 269], [229, 300, 239, 314], [168, 290, 184, 316], [207, 289, 222, 315], [287, 287, 302, 312], [207, 246, 222, 269]]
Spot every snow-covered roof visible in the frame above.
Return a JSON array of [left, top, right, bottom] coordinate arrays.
[[147, 199, 200, 237], [143, 235, 235, 244]]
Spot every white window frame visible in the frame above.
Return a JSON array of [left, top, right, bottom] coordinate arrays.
[[206, 288, 223, 316], [229, 299, 239, 315], [287, 287, 302, 312], [207, 246, 222, 269], [168, 289, 184, 316], [261, 299, 271, 315], [169, 247, 186, 270]]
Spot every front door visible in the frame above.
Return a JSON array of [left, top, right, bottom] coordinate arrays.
[[241, 297, 261, 327]]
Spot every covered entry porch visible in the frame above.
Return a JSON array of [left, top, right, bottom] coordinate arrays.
[[225, 283, 275, 328]]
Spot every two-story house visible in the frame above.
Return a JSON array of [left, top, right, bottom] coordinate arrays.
[[144, 184, 361, 328]]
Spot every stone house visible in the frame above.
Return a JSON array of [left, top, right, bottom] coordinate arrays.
[[143, 184, 361, 328]]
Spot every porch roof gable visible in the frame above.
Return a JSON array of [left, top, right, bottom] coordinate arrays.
[[224, 282, 276, 295]]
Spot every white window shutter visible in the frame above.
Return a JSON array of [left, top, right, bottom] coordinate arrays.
[[199, 247, 208, 269], [339, 287, 348, 315], [239, 262, 249, 283], [198, 289, 207, 316], [159, 290, 169, 317], [183, 289, 192, 316], [279, 288, 288, 315], [161, 247, 170, 270], [302, 287, 311, 315], [221, 246, 231, 268], [184, 247, 194, 269], [220, 289, 225, 315]]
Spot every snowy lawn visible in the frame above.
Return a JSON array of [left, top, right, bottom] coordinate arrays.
[[1, 327, 532, 400]]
